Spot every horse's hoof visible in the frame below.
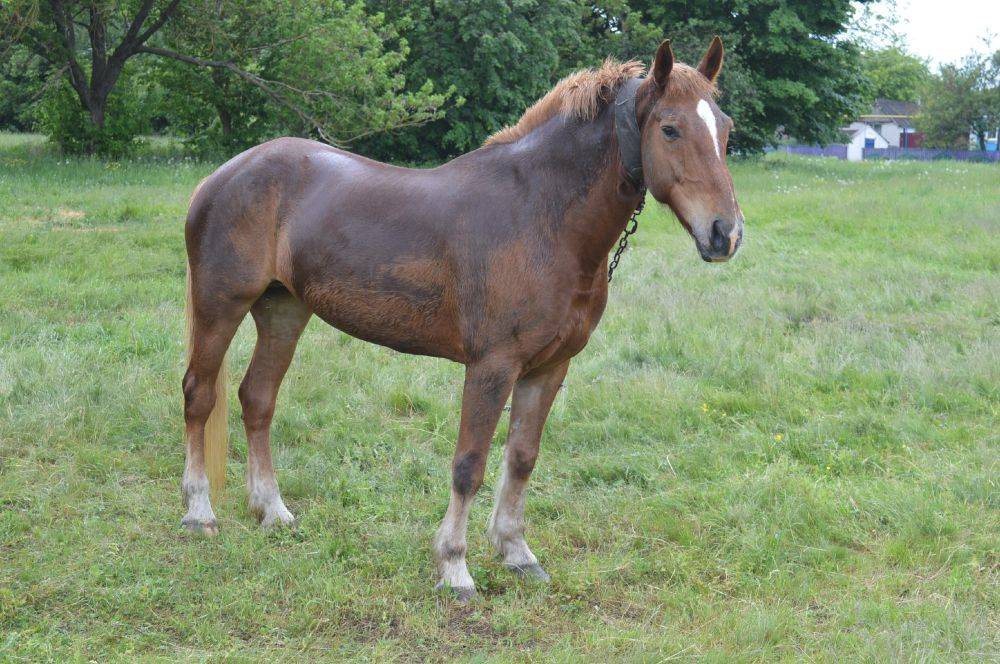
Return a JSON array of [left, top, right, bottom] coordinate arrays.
[[259, 510, 295, 529], [505, 562, 550, 582], [435, 580, 477, 604], [181, 518, 219, 537], [251, 495, 295, 529]]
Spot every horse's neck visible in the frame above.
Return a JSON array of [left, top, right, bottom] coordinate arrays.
[[551, 111, 640, 273], [519, 110, 641, 276]]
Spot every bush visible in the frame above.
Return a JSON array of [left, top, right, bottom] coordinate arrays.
[[37, 78, 149, 158]]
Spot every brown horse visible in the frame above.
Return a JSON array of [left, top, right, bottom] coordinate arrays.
[[181, 37, 743, 600]]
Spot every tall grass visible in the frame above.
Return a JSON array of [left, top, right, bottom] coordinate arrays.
[[1, 133, 997, 661]]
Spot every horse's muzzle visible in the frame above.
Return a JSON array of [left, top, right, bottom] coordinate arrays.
[[700, 218, 742, 262]]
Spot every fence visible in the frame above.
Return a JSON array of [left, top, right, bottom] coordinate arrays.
[[862, 146, 1000, 163], [779, 145, 999, 163], [777, 145, 847, 159]]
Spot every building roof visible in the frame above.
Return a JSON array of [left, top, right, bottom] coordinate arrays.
[[860, 98, 919, 120]]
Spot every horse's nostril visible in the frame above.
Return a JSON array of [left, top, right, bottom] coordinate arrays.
[[710, 219, 728, 253]]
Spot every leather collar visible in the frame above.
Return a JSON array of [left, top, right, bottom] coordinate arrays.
[[614, 77, 645, 189]]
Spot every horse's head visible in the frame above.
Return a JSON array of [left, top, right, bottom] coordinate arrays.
[[639, 38, 743, 262]]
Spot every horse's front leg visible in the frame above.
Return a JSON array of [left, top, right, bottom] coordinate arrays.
[[434, 359, 518, 602], [487, 360, 569, 581]]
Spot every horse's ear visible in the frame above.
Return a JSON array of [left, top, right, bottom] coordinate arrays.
[[651, 39, 674, 89], [697, 36, 724, 82]]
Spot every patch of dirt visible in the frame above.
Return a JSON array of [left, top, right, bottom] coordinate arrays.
[[56, 208, 85, 220]]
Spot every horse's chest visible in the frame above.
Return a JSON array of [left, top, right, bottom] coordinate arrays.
[[524, 283, 608, 372]]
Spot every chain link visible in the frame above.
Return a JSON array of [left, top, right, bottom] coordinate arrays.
[[607, 189, 646, 283]]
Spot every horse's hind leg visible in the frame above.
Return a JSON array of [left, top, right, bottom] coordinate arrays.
[[182, 303, 249, 535], [487, 360, 569, 581], [239, 286, 311, 527]]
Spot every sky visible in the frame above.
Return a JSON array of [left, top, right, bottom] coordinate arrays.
[[862, 0, 999, 66]]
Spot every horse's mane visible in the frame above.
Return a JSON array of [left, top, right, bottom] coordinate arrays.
[[484, 58, 717, 147]]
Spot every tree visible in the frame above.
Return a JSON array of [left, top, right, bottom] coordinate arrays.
[[3, 0, 449, 154], [919, 50, 1000, 150], [361, 0, 589, 162], [980, 50, 1000, 147], [0, 44, 49, 131], [151, 0, 450, 155], [861, 45, 930, 103], [7, 1, 183, 135]]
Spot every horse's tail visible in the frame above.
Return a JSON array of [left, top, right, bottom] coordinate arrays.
[[185, 255, 229, 499]]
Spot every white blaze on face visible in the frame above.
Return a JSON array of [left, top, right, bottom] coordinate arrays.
[[696, 99, 721, 159]]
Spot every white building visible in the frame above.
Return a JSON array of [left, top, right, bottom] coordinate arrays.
[[841, 99, 921, 161], [843, 123, 889, 161]]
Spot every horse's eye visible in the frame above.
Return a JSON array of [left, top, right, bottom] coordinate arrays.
[[661, 125, 680, 140]]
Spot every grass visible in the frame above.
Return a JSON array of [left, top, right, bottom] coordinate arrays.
[[1, 132, 998, 662]]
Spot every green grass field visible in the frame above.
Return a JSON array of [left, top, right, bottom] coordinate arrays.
[[1, 132, 998, 662]]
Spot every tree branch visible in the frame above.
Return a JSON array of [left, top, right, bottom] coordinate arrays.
[[112, 0, 181, 61], [133, 0, 182, 48], [118, 0, 156, 48], [88, 4, 108, 87], [47, 0, 90, 105], [138, 44, 343, 145]]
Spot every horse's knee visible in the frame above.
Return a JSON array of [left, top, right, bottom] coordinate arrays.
[[452, 451, 485, 497], [507, 445, 538, 481], [238, 382, 274, 430], [182, 369, 216, 422]]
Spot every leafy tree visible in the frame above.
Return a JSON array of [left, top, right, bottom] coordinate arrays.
[[860, 46, 930, 103], [919, 50, 1000, 150], [568, 0, 661, 66], [362, 0, 589, 161], [152, 0, 451, 156], [0, 44, 48, 131], [36, 70, 150, 157], [5, 0, 184, 147], [2, 0, 448, 155], [980, 50, 1000, 147]]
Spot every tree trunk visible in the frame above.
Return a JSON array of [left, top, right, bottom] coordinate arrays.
[[212, 70, 232, 137], [41, 0, 182, 153], [88, 98, 106, 129]]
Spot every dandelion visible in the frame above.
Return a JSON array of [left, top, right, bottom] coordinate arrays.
[[774, 433, 783, 442], [701, 403, 709, 413]]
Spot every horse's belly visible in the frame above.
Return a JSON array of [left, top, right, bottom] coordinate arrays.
[[298, 271, 465, 362]]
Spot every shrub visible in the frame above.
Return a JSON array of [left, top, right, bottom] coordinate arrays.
[[37, 78, 149, 158]]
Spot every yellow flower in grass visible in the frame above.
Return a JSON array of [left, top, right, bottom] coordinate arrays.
[[774, 433, 783, 442], [701, 403, 709, 413]]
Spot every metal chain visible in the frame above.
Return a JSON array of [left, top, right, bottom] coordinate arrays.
[[607, 189, 646, 283]]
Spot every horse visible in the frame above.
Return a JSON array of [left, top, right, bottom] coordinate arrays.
[[181, 36, 743, 601]]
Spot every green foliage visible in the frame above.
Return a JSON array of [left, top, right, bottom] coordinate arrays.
[[36, 77, 149, 157], [0, 44, 48, 131], [156, 0, 451, 157], [2, 0, 449, 157], [919, 50, 1000, 150], [860, 46, 931, 103], [361, 0, 587, 161], [1, 134, 998, 659]]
